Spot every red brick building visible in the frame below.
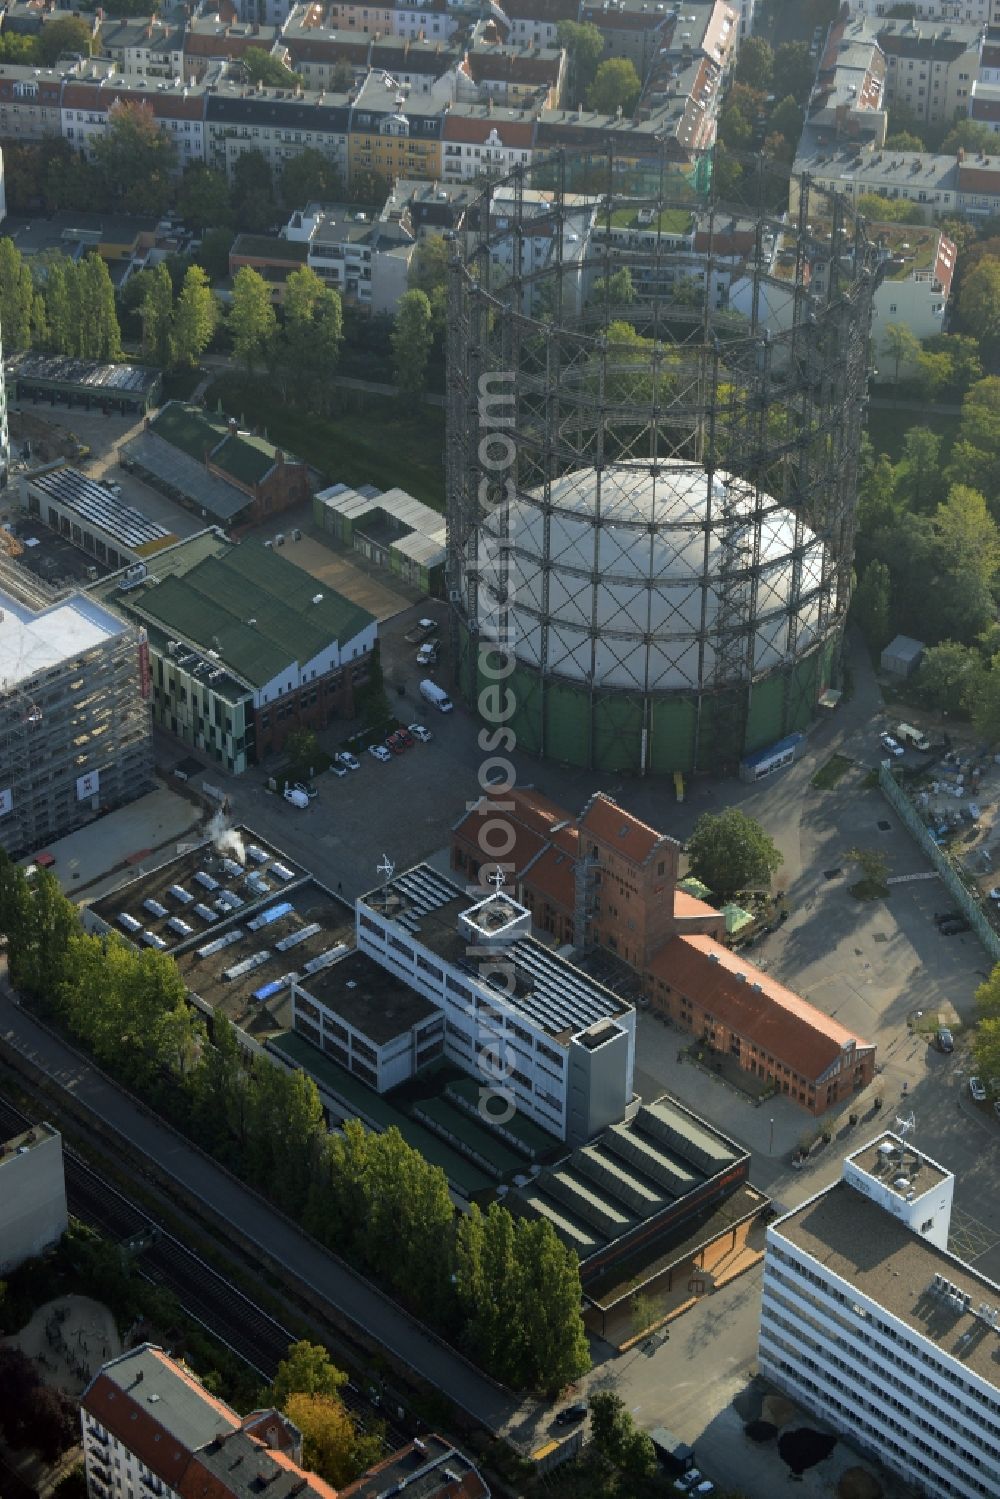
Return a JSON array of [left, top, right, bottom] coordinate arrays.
[[453, 790, 876, 1114]]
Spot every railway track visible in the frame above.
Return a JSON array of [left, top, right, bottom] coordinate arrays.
[[0, 1088, 400, 1441]]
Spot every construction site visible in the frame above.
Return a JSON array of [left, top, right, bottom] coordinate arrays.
[[0, 554, 154, 859]]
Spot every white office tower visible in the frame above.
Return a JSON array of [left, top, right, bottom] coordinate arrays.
[[759, 1132, 1000, 1499]]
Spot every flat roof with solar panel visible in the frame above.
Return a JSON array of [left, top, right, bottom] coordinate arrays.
[[27, 467, 173, 553], [359, 865, 630, 1042]]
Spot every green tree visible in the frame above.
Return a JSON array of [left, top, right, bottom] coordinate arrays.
[[923, 333, 982, 397], [0, 33, 41, 64], [590, 266, 635, 307], [916, 641, 983, 715], [975, 964, 1000, 1022], [42, 259, 71, 354], [513, 1217, 591, 1395], [179, 164, 232, 232], [847, 846, 889, 891], [331, 58, 354, 92], [929, 483, 1000, 642], [139, 262, 175, 366], [852, 560, 891, 651], [773, 41, 815, 104], [857, 194, 925, 224], [972, 1016, 1000, 1087], [284, 1393, 384, 1488], [172, 265, 218, 366], [93, 102, 177, 216], [893, 427, 945, 513], [587, 57, 641, 115], [880, 322, 921, 384], [409, 233, 450, 298], [965, 657, 1000, 743], [686, 808, 783, 900], [77, 253, 122, 361], [949, 376, 1000, 501], [229, 266, 277, 372], [589, 1391, 657, 1478], [0, 238, 35, 351], [276, 265, 343, 407], [37, 15, 94, 67], [242, 45, 300, 88], [941, 119, 999, 155], [195, 226, 235, 282], [769, 94, 803, 145], [231, 150, 277, 232], [391, 288, 434, 395], [284, 727, 322, 782], [556, 20, 604, 102], [735, 35, 773, 90], [958, 258, 1000, 353], [272, 1342, 347, 1408], [281, 147, 342, 208], [885, 130, 925, 151]]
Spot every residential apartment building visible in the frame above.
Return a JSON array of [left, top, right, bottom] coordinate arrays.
[[95, 533, 376, 773], [851, 0, 1000, 23], [441, 105, 534, 179], [970, 75, 1000, 128], [494, 0, 580, 50], [791, 139, 1000, 219], [283, 201, 416, 310], [182, 16, 280, 82], [0, 581, 154, 858], [877, 17, 985, 125], [346, 72, 443, 182], [278, 20, 462, 95], [860, 221, 956, 375], [205, 82, 351, 185], [452, 790, 876, 1114], [82, 1344, 489, 1499], [0, 63, 76, 143], [98, 16, 185, 80], [0, 1124, 68, 1275], [578, 0, 676, 78], [303, 0, 461, 40], [62, 78, 206, 170], [352, 864, 636, 1143], [759, 1132, 1000, 1499]]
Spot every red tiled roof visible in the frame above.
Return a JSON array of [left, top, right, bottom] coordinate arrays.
[[441, 112, 534, 145], [649, 934, 873, 1082], [466, 49, 559, 84], [958, 163, 1000, 192], [673, 889, 718, 920], [577, 791, 667, 866], [184, 30, 262, 57], [522, 841, 575, 911]]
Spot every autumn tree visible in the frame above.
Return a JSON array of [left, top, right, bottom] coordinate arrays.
[[272, 1342, 347, 1408], [94, 102, 177, 216], [284, 1394, 384, 1488]]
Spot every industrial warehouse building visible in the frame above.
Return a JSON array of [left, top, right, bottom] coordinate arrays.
[[22, 465, 178, 575], [6, 352, 162, 415], [0, 580, 154, 856], [93, 532, 376, 773], [121, 402, 310, 529], [313, 480, 446, 594], [453, 789, 876, 1114], [760, 1133, 1000, 1499]]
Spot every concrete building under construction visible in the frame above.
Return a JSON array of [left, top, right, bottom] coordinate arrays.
[[0, 569, 154, 857]]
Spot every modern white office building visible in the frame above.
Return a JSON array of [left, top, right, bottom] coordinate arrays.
[[345, 865, 636, 1143], [759, 1132, 1000, 1499]]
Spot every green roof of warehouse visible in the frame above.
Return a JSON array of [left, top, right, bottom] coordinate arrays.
[[136, 540, 375, 688], [150, 401, 298, 486]]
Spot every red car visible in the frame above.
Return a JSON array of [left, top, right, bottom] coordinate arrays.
[[385, 733, 406, 755], [396, 728, 415, 747]]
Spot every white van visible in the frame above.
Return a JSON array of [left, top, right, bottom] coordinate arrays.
[[420, 678, 453, 713], [896, 723, 930, 752]]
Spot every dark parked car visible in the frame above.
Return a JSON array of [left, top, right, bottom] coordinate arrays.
[[554, 1403, 588, 1427], [937, 1026, 954, 1052], [940, 919, 971, 936], [934, 910, 962, 926]]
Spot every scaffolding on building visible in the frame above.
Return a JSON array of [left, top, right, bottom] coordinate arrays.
[[446, 145, 879, 775]]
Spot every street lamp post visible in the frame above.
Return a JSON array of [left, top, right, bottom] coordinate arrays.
[[769, 1117, 775, 1155]]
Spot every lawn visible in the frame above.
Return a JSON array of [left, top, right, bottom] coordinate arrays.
[[811, 753, 853, 790], [865, 403, 961, 463], [205, 375, 446, 511]]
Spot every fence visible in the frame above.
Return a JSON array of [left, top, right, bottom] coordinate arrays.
[[879, 765, 1000, 961]]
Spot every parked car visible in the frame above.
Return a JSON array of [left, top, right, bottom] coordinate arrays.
[[995, 1101, 1000, 1121], [879, 732, 904, 758], [934, 910, 962, 926], [283, 787, 309, 808], [416, 643, 439, 665], [384, 734, 406, 755], [369, 743, 392, 763], [970, 1077, 987, 1102], [937, 1026, 954, 1052], [553, 1403, 587, 1427], [940, 919, 970, 936], [335, 751, 361, 771], [674, 1472, 711, 1495], [408, 722, 432, 743], [395, 727, 414, 747], [329, 762, 348, 778], [293, 782, 317, 800]]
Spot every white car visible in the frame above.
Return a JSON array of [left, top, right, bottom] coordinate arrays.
[[879, 732, 904, 758], [335, 751, 361, 771], [328, 762, 348, 778], [970, 1077, 987, 1102], [369, 743, 392, 763], [283, 787, 309, 808], [293, 782, 318, 800], [416, 643, 438, 665], [408, 723, 432, 743]]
